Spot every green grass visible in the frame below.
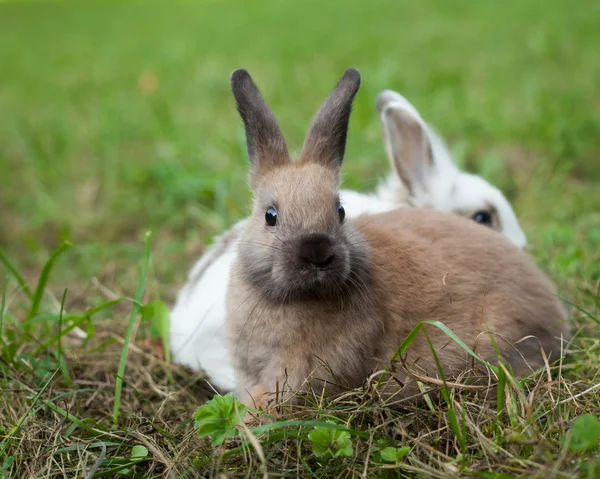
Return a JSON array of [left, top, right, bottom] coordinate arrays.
[[1, 0, 599, 477]]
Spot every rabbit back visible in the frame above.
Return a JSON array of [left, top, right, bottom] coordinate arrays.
[[362, 208, 569, 379]]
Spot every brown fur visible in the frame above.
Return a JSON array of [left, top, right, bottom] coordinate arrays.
[[225, 68, 570, 408], [228, 197, 569, 406]]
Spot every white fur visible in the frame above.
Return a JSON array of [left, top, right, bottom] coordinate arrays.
[[169, 90, 527, 393], [169, 220, 246, 392]]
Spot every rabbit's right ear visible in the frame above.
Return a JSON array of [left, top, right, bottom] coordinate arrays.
[[376, 90, 434, 195], [230, 69, 290, 186], [300, 68, 361, 173]]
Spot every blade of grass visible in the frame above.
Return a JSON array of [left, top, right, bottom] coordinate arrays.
[[56, 442, 123, 454], [88, 461, 144, 478], [1, 278, 7, 356], [29, 298, 124, 325], [31, 388, 99, 416], [392, 320, 498, 370], [112, 231, 152, 425], [0, 248, 33, 299], [424, 331, 466, 457], [38, 397, 105, 437], [487, 330, 508, 432], [83, 442, 107, 479], [27, 240, 72, 321], [563, 297, 599, 325], [378, 319, 499, 388], [497, 360, 507, 428], [57, 288, 72, 388], [32, 298, 123, 356]]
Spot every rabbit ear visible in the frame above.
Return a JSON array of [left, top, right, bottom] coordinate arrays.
[[300, 68, 361, 172], [230, 69, 289, 185], [376, 90, 434, 195]]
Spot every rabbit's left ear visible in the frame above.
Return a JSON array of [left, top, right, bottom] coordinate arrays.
[[377, 90, 435, 195], [300, 68, 361, 173]]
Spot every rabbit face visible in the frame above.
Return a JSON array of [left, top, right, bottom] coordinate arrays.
[[443, 171, 526, 248], [238, 162, 368, 303], [408, 167, 527, 248]]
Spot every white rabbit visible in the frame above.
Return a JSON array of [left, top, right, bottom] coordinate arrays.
[[169, 89, 527, 393], [355, 90, 526, 248]]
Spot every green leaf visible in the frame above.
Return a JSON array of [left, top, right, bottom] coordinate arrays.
[[2, 456, 15, 469], [307, 422, 353, 460], [85, 316, 96, 339], [0, 248, 33, 299], [27, 241, 72, 321], [211, 429, 227, 447], [130, 445, 149, 461], [192, 393, 246, 446], [568, 414, 600, 452], [380, 446, 410, 463], [142, 299, 171, 362]]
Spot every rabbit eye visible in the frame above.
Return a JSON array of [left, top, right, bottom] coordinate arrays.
[[337, 204, 345, 223], [472, 210, 492, 227], [265, 207, 277, 226]]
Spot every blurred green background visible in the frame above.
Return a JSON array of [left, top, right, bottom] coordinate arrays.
[[1, 0, 599, 305]]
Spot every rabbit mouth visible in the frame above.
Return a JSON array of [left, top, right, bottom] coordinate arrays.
[[286, 275, 350, 301], [260, 258, 351, 303], [302, 264, 347, 287]]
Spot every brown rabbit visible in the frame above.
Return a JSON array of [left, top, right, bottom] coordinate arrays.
[[226, 68, 570, 410]]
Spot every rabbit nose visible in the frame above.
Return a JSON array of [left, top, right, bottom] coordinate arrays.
[[297, 233, 335, 268]]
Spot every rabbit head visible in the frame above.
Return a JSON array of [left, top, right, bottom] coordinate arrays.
[[376, 90, 527, 249], [230, 68, 368, 304]]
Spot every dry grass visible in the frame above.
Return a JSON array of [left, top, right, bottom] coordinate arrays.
[[1, 258, 599, 477]]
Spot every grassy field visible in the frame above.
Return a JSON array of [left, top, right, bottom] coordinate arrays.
[[1, 0, 599, 477]]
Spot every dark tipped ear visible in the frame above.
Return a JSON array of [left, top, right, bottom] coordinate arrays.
[[376, 90, 434, 195], [300, 68, 361, 171], [230, 69, 289, 185]]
